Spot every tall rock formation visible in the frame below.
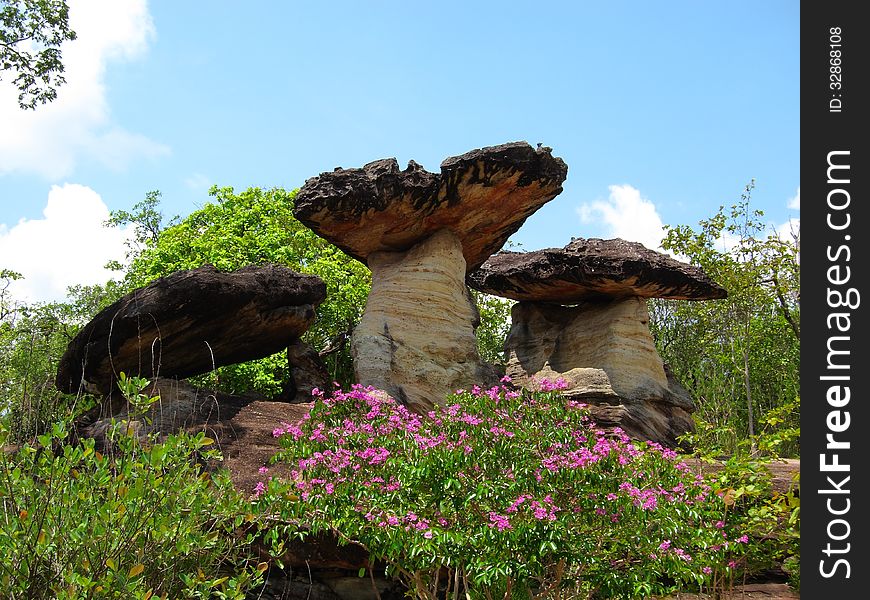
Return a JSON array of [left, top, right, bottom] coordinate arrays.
[[468, 237, 727, 446], [295, 142, 568, 410]]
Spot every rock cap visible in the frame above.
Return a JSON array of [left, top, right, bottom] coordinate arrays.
[[468, 237, 727, 302], [293, 141, 568, 271]]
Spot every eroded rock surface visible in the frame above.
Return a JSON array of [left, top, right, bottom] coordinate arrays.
[[505, 299, 695, 446], [351, 229, 498, 412], [282, 338, 331, 403], [468, 237, 727, 302], [294, 142, 568, 271], [56, 264, 326, 395]]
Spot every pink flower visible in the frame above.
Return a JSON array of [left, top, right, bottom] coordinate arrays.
[[488, 512, 512, 531], [702, 566, 712, 574], [659, 540, 671, 551], [252, 480, 266, 499], [258, 466, 269, 474], [736, 534, 749, 544], [423, 531, 433, 539]]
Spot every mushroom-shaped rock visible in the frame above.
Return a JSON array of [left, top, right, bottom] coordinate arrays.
[[294, 141, 568, 272], [468, 237, 727, 302], [468, 237, 729, 446], [56, 264, 327, 395], [295, 142, 564, 411]]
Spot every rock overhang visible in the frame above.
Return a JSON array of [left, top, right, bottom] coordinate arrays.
[[467, 237, 728, 302], [55, 264, 327, 395], [293, 141, 568, 271]]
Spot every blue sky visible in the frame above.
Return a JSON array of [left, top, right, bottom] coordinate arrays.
[[0, 1, 799, 302]]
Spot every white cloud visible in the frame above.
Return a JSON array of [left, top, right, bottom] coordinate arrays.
[[787, 187, 800, 210], [776, 218, 800, 244], [184, 172, 212, 192], [0, 0, 169, 179], [576, 184, 668, 251], [778, 188, 800, 244], [0, 185, 134, 303]]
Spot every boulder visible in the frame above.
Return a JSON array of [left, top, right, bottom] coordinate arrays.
[[504, 299, 695, 446], [468, 237, 727, 302], [294, 141, 568, 271], [351, 229, 499, 412], [56, 264, 326, 395]]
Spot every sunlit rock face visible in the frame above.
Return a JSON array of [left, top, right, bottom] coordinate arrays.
[[351, 229, 498, 413], [503, 299, 696, 447]]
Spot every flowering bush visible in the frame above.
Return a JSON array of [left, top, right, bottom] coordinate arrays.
[[260, 381, 749, 599]]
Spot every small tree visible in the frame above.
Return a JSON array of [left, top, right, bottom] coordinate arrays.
[[650, 182, 800, 456]]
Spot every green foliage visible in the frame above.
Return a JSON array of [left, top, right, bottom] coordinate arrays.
[[0, 0, 77, 109], [0, 268, 22, 321], [694, 450, 800, 590], [114, 186, 372, 393], [649, 182, 800, 457], [104, 190, 170, 270], [261, 383, 751, 599], [472, 291, 513, 365], [0, 280, 125, 442], [0, 420, 265, 599]]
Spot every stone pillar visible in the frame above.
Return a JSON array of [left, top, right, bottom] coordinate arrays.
[[351, 229, 495, 412], [505, 297, 695, 446]]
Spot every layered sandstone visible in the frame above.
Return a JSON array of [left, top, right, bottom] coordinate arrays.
[[351, 229, 497, 412], [505, 298, 695, 446]]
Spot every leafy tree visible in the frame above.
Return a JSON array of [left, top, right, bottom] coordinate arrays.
[[649, 182, 800, 456], [1, 0, 76, 109], [472, 290, 513, 366], [103, 189, 169, 269], [0, 268, 22, 321]]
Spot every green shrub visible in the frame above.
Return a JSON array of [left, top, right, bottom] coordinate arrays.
[[0, 419, 264, 599]]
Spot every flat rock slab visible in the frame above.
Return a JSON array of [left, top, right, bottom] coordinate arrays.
[[56, 264, 326, 395], [218, 400, 313, 496], [468, 237, 727, 302], [294, 142, 568, 271]]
